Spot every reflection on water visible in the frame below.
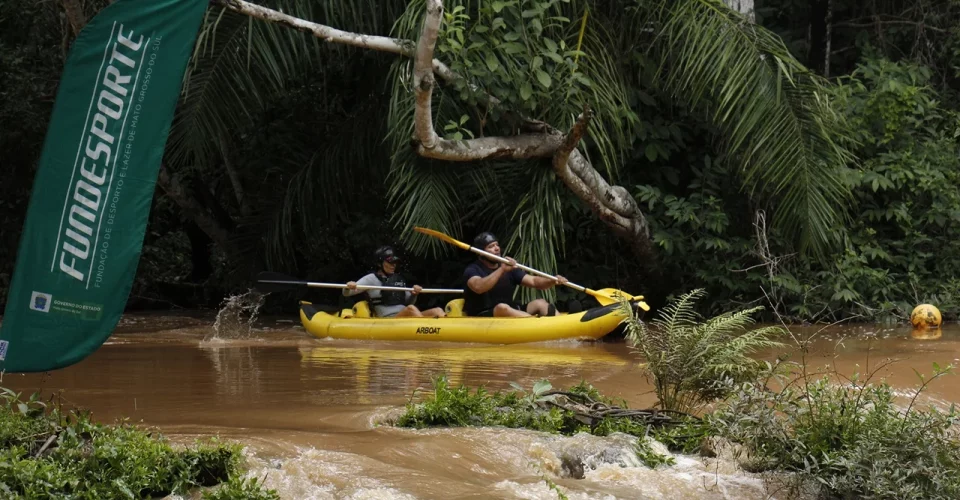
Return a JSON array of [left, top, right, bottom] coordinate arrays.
[[202, 344, 264, 399], [912, 327, 943, 340], [765, 323, 960, 403], [2, 313, 959, 499], [298, 343, 632, 405]]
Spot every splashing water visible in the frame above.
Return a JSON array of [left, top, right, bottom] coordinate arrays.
[[207, 289, 266, 341]]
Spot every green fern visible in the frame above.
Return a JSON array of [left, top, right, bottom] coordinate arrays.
[[623, 289, 786, 413]]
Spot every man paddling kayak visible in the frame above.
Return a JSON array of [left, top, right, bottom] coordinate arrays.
[[345, 246, 446, 318], [462, 232, 567, 317]]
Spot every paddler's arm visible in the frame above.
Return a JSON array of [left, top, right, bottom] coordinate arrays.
[[405, 285, 421, 305], [466, 263, 509, 294], [343, 273, 378, 296], [522, 274, 568, 290]]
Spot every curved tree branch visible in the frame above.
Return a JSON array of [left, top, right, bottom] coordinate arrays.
[[412, 0, 442, 150], [552, 107, 625, 226], [411, 0, 565, 161], [213, 0, 652, 255], [217, 0, 413, 54], [554, 108, 651, 255], [214, 0, 463, 82]]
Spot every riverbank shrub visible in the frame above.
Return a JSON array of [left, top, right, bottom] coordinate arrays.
[[702, 362, 960, 499], [625, 289, 960, 497], [0, 387, 278, 499], [394, 291, 960, 499], [621, 289, 786, 413], [395, 365, 960, 498], [393, 377, 676, 468]]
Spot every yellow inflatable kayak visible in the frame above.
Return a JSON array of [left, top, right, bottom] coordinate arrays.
[[298, 298, 641, 344]]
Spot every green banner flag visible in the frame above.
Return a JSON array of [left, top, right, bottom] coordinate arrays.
[[0, 0, 208, 372]]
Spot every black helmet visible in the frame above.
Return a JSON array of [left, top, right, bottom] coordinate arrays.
[[374, 245, 400, 264], [472, 232, 498, 250]]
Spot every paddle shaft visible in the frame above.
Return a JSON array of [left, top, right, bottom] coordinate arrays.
[[257, 280, 462, 294], [466, 245, 594, 295], [411, 227, 632, 304]]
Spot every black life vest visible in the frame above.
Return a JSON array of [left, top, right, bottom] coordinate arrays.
[[370, 272, 407, 306]]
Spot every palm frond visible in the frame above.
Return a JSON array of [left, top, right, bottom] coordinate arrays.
[[388, 151, 464, 259], [168, 2, 321, 167], [693, 305, 763, 338], [318, 0, 409, 38], [262, 101, 390, 267], [385, 58, 465, 258], [169, 0, 413, 272], [507, 166, 567, 303], [168, 0, 408, 168], [634, 0, 858, 255], [550, 6, 638, 179]]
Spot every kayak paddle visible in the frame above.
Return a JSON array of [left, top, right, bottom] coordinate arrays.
[[255, 271, 463, 294], [413, 227, 649, 311]]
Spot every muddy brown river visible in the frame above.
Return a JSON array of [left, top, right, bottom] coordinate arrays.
[[2, 310, 957, 499]]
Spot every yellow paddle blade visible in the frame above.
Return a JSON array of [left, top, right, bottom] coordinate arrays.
[[414, 226, 471, 250], [590, 288, 642, 304], [589, 288, 649, 311]]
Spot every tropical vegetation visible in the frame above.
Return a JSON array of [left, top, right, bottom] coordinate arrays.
[[396, 367, 960, 499], [395, 294, 960, 499], [2, 0, 959, 322], [621, 288, 785, 413], [0, 386, 277, 499]]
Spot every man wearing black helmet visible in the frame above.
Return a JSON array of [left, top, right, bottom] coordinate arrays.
[[344, 246, 446, 318], [462, 232, 567, 317]]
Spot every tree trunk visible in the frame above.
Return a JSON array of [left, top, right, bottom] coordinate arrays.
[[61, 0, 86, 36], [59, 0, 86, 59], [184, 222, 214, 282], [220, 136, 250, 215], [808, 0, 829, 74], [723, 0, 755, 22], [824, 0, 833, 78]]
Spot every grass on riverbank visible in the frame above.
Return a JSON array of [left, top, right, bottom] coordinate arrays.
[[392, 377, 678, 468], [393, 369, 960, 498], [704, 362, 960, 499], [392, 289, 960, 499], [0, 387, 277, 499]]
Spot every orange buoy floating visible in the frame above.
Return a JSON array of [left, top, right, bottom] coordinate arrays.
[[910, 304, 942, 329]]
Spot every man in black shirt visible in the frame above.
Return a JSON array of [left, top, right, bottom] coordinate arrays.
[[462, 232, 567, 317]]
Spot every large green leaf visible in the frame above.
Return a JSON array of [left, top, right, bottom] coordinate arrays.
[[634, 0, 858, 255]]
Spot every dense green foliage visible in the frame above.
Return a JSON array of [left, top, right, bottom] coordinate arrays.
[[2, 0, 959, 320], [647, 370, 960, 499], [0, 387, 277, 499], [634, 292, 960, 499], [700, 363, 960, 499], [641, 55, 960, 321]]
